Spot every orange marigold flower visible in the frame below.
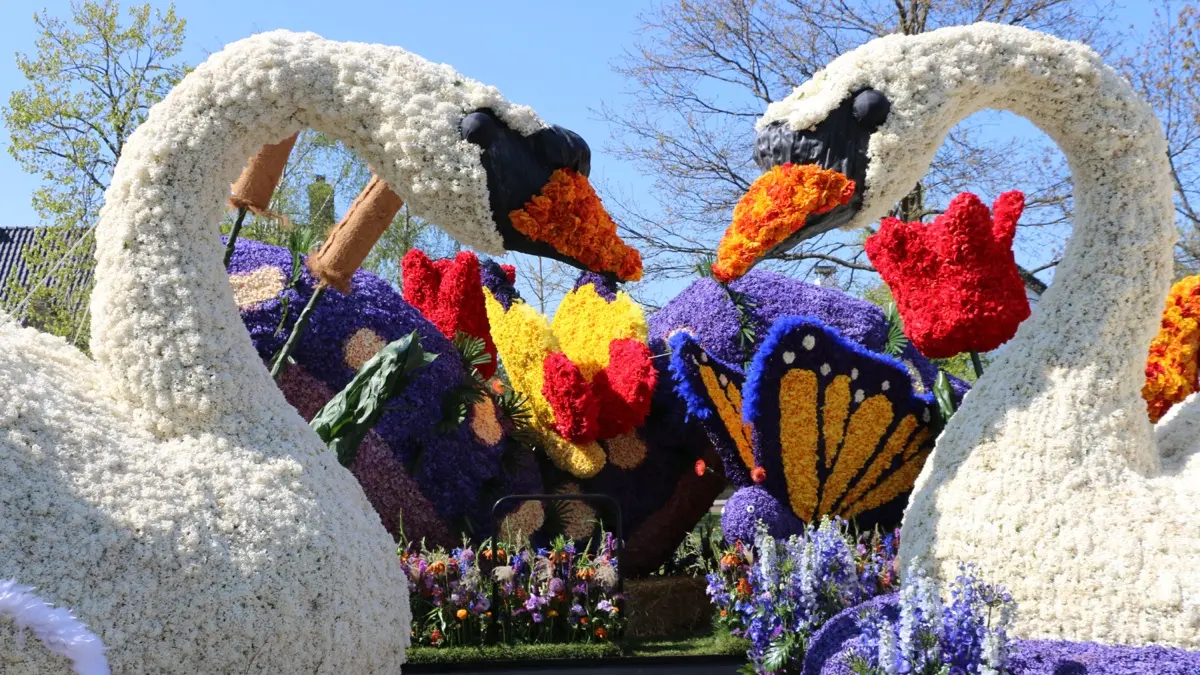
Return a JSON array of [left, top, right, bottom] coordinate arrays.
[[508, 168, 643, 282], [456, 608, 468, 620], [713, 164, 855, 283], [548, 609, 560, 618], [595, 626, 608, 639], [429, 561, 446, 575], [1143, 275, 1200, 422]]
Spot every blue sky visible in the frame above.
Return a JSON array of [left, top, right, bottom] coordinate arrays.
[[0, 0, 1157, 306]]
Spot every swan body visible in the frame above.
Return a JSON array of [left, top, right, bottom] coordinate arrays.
[[0, 31, 593, 672], [757, 23, 1200, 647]]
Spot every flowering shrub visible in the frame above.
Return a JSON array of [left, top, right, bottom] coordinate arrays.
[[1143, 275, 1200, 422], [400, 533, 625, 647], [705, 519, 900, 674], [845, 562, 1015, 675], [713, 164, 856, 283], [865, 191, 1031, 359]]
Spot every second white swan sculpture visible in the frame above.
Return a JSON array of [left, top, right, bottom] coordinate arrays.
[[751, 23, 1199, 648], [1, 31, 631, 673]]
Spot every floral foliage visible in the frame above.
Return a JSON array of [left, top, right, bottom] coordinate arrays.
[[508, 168, 643, 281], [1143, 275, 1200, 422], [482, 271, 656, 477], [865, 191, 1031, 358], [230, 238, 508, 534], [400, 533, 624, 647], [402, 249, 498, 379], [705, 519, 900, 674], [713, 164, 856, 283]]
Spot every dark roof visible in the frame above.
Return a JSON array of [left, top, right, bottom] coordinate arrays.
[[0, 227, 39, 295]]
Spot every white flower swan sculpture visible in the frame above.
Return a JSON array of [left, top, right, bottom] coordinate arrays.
[[753, 23, 1199, 648], [0, 31, 620, 673]]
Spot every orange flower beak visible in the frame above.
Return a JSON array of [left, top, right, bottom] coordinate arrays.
[[508, 169, 643, 282], [712, 164, 855, 283]]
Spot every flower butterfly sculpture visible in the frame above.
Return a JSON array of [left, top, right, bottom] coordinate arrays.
[[482, 270, 658, 478], [1143, 274, 1200, 422], [656, 271, 967, 545], [864, 191, 1031, 358]]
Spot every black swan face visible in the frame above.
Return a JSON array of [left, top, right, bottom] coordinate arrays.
[[459, 108, 606, 273], [752, 88, 890, 253]]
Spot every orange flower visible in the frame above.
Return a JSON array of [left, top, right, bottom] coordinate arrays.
[[508, 168, 643, 281], [429, 561, 446, 575], [581, 616, 589, 625], [430, 629, 443, 643], [720, 610, 728, 617], [456, 609, 468, 620], [1143, 275, 1200, 422], [594, 626, 608, 639], [577, 568, 596, 580], [750, 466, 767, 483], [729, 571, 748, 593], [548, 610, 560, 618], [713, 164, 855, 283]]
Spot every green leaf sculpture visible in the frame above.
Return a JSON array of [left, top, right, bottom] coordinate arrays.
[[310, 330, 437, 466]]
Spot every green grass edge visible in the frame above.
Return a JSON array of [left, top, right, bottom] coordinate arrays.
[[406, 632, 749, 665]]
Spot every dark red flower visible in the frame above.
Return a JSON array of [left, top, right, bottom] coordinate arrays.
[[694, 459, 707, 477], [864, 191, 1031, 358], [402, 249, 499, 378], [542, 352, 602, 443]]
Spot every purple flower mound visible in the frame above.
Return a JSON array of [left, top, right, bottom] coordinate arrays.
[[572, 271, 618, 301], [227, 237, 505, 529], [721, 486, 802, 544], [802, 593, 900, 675], [800, 594, 1200, 675]]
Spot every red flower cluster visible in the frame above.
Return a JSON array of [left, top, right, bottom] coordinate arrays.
[[865, 191, 1032, 359], [541, 338, 657, 444], [402, 249, 499, 379]]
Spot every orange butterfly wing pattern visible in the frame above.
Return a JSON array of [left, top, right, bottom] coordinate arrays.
[[742, 316, 939, 532], [668, 331, 757, 485]]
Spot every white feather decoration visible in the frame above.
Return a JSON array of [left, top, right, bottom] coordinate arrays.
[[0, 580, 110, 675]]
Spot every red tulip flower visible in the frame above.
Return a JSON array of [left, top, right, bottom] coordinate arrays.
[[865, 191, 1032, 359], [694, 459, 707, 477], [402, 249, 499, 379]]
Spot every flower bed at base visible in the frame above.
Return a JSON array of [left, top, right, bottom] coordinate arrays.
[[802, 595, 1200, 675]]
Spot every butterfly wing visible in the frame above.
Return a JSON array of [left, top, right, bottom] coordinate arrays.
[[668, 331, 757, 486], [743, 316, 939, 529]]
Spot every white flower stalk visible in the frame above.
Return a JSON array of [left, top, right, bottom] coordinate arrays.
[[0, 581, 109, 675], [759, 23, 1200, 648], [0, 30, 585, 672]]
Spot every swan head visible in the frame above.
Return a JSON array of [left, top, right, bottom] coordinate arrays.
[[749, 28, 996, 248], [457, 108, 611, 274]]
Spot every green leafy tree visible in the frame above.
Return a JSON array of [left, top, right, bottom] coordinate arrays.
[[1, 0, 186, 349]]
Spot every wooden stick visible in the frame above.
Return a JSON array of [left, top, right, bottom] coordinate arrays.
[[306, 175, 403, 294]]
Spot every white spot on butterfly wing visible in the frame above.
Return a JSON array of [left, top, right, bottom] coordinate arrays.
[[882, 381, 890, 391], [923, 409, 931, 422], [719, 374, 729, 387], [851, 368, 859, 380], [820, 363, 831, 376], [699, 352, 709, 363], [802, 335, 816, 350], [854, 389, 865, 403], [782, 351, 796, 365]]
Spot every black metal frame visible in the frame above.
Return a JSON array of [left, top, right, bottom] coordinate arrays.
[[486, 493, 624, 644]]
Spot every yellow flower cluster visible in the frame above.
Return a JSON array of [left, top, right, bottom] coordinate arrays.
[[484, 288, 606, 477], [1143, 275, 1200, 422], [779, 370, 819, 521], [551, 285, 648, 379]]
